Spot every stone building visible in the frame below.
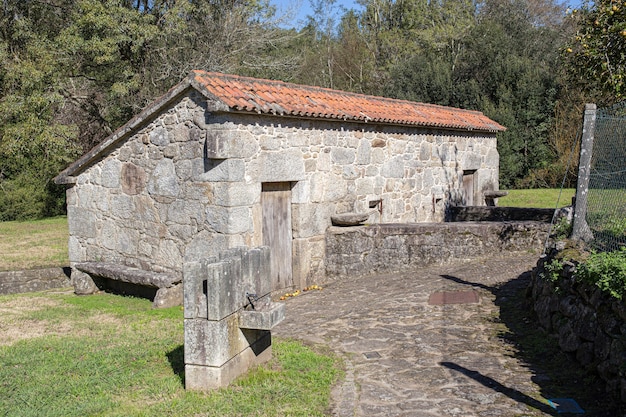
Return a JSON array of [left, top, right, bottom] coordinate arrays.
[[55, 70, 505, 300]]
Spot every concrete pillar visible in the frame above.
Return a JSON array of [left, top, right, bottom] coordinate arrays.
[[572, 104, 596, 242]]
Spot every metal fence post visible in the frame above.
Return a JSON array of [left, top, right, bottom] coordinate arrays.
[[571, 103, 596, 241]]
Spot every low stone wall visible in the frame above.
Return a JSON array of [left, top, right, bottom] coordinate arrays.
[[0, 267, 71, 295], [447, 206, 557, 222], [325, 221, 549, 277], [531, 254, 626, 402]]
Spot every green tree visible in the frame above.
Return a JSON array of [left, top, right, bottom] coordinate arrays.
[[0, 0, 80, 220], [563, 0, 626, 103]]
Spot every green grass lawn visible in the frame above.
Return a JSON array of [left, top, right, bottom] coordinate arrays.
[[0, 291, 341, 417], [500, 189, 575, 208], [0, 216, 69, 271]]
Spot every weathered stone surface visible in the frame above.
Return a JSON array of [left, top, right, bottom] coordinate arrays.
[[331, 212, 370, 226], [67, 206, 97, 238], [200, 159, 245, 182], [101, 159, 121, 188], [448, 206, 556, 222], [64, 90, 501, 305], [239, 302, 285, 330], [205, 129, 258, 159], [182, 246, 277, 391], [121, 163, 147, 195], [531, 249, 626, 404], [0, 267, 71, 295], [253, 149, 305, 182], [154, 283, 183, 308], [71, 268, 98, 295], [74, 262, 180, 288], [326, 222, 549, 277], [147, 158, 179, 197], [150, 127, 169, 146]]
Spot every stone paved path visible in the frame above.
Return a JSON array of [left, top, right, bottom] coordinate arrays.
[[274, 253, 559, 417]]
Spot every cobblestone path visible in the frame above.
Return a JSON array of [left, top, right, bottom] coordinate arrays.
[[274, 253, 564, 417]]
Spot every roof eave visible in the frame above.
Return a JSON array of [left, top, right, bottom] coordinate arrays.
[[219, 108, 506, 134]]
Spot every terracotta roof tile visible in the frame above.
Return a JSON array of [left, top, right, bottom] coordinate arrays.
[[191, 70, 505, 133]]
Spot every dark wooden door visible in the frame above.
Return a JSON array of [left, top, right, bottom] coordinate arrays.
[[261, 182, 293, 291]]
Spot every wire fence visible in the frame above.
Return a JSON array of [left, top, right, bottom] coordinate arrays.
[[585, 101, 626, 252]]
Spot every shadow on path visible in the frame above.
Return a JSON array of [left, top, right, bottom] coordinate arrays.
[[440, 361, 555, 414], [441, 270, 619, 416]]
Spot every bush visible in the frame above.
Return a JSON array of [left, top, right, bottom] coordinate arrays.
[[576, 248, 626, 299]]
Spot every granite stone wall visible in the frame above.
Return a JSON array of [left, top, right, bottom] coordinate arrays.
[[67, 88, 500, 289], [531, 254, 626, 403], [325, 222, 549, 278]]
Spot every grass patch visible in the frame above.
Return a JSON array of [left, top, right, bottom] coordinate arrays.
[[0, 216, 69, 271], [0, 292, 341, 417], [501, 189, 575, 208]]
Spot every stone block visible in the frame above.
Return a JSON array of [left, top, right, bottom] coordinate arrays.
[[121, 163, 147, 195], [331, 148, 355, 165], [183, 260, 209, 319], [205, 258, 244, 320], [462, 152, 482, 171], [208, 182, 260, 207], [184, 231, 226, 262], [150, 127, 169, 146], [239, 302, 285, 330], [292, 203, 334, 238], [250, 149, 305, 182], [184, 316, 248, 367], [381, 156, 404, 178], [100, 159, 121, 188], [200, 159, 246, 182], [67, 206, 97, 238], [356, 139, 371, 165], [147, 158, 180, 198], [291, 180, 310, 204], [206, 206, 252, 234], [325, 175, 348, 201], [154, 283, 183, 308], [70, 267, 98, 295], [206, 129, 258, 159], [184, 341, 271, 391]]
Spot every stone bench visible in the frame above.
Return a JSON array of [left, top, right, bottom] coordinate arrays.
[[73, 262, 182, 308]]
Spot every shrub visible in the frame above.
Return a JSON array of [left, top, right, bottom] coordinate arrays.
[[576, 248, 626, 299]]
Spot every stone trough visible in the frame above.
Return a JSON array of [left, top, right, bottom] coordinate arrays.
[[183, 246, 284, 390]]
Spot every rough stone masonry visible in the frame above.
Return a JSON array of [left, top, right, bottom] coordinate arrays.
[[55, 72, 503, 298]]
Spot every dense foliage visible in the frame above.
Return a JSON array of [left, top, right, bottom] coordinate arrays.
[[0, 0, 621, 220], [577, 248, 626, 299]]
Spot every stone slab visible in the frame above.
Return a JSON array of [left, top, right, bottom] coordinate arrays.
[[74, 262, 180, 288], [239, 302, 285, 330]]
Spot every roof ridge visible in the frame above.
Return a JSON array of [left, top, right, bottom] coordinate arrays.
[[192, 70, 485, 116]]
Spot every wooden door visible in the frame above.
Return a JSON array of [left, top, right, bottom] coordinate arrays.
[[261, 182, 293, 291], [463, 171, 475, 206]]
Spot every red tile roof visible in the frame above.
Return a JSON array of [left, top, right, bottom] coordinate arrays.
[[54, 71, 505, 184], [191, 70, 505, 133]]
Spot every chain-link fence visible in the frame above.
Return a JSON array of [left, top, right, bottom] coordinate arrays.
[[584, 102, 626, 252]]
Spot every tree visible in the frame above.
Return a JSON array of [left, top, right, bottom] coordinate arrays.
[[0, 0, 80, 220], [563, 0, 626, 104]]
